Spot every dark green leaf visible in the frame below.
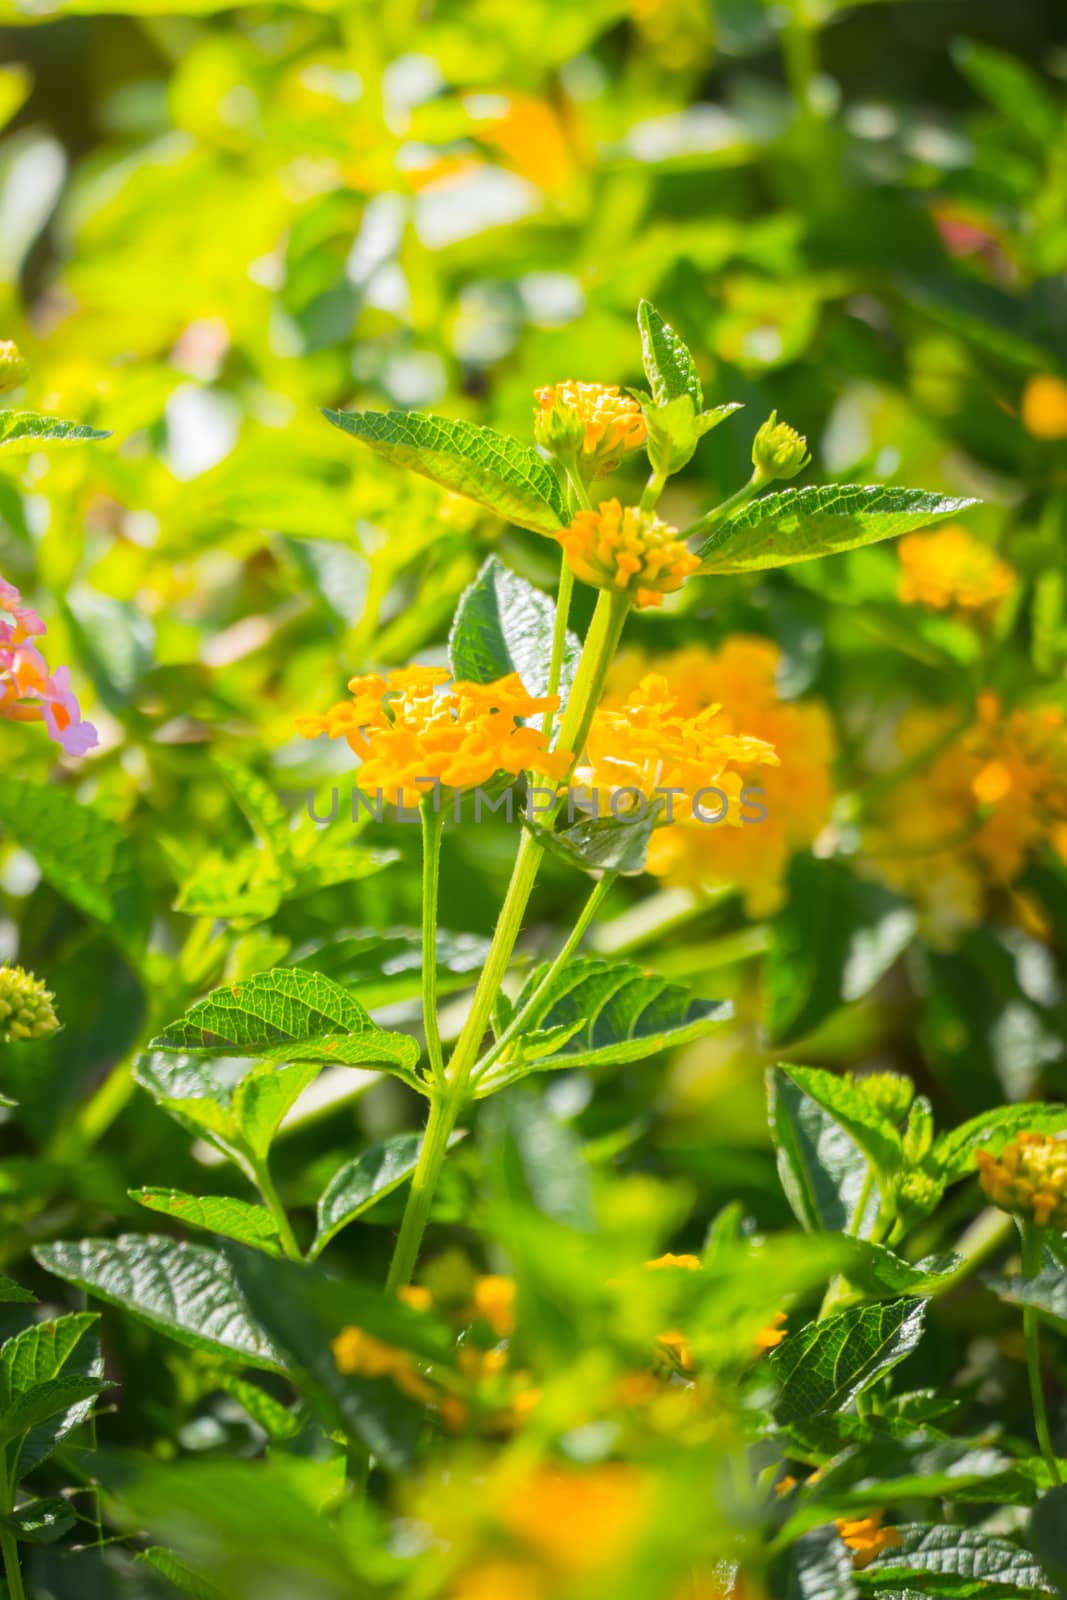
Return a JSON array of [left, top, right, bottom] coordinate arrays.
[[449, 555, 580, 706], [768, 1299, 927, 1422], [786, 1525, 858, 1600], [769, 1070, 878, 1236], [776, 1065, 904, 1180], [984, 1260, 1067, 1334], [1, 1498, 77, 1545], [696, 485, 978, 573], [324, 408, 568, 534], [861, 1522, 1055, 1593], [1031, 1485, 1067, 1592], [0, 1375, 106, 1448], [0, 1275, 35, 1304], [312, 1130, 464, 1258]]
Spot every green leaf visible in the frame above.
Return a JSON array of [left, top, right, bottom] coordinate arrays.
[[539, 806, 662, 875], [214, 1373, 303, 1441], [139, 1547, 228, 1600], [149, 969, 421, 1081], [312, 1130, 464, 1258], [1, 1498, 77, 1545], [834, 1240, 962, 1299], [34, 1235, 287, 1372], [0, 778, 149, 959], [642, 393, 742, 478], [290, 927, 489, 1010], [134, 1053, 318, 1174], [952, 38, 1062, 146], [695, 485, 978, 573], [768, 1070, 878, 1236], [485, 956, 732, 1087], [324, 408, 568, 535], [449, 555, 580, 706], [129, 1189, 282, 1255], [0, 411, 111, 454], [0, 1312, 98, 1405], [768, 1299, 927, 1422], [930, 1103, 1067, 1185], [776, 1066, 904, 1180], [765, 855, 917, 1046], [786, 1525, 858, 1600], [1031, 1485, 1067, 1593], [984, 1260, 1067, 1334], [861, 1523, 1055, 1593], [638, 300, 703, 409], [0, 1275, 35, 1304], [0, 1375, 106, 1448]]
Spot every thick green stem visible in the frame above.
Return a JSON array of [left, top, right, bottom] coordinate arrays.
[[540, 557, 575, 750], [1, 1529, 24, 1600], [684, 472, 763, 548], [420, 800, 446, 1086], [1022, 1222, 1062, 1482], [472, 871, 617, 1088], [640, 471, 667, 512], [253, 1161, 302, 1262], [384, 589, 631, 1290]]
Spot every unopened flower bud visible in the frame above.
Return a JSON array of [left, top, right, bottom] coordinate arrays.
[[0, 341, 29, 395], [893, 1168, 943, 1226], [752, 411, 810, 484], [855, 1071, 914, 1124], [903, 1096, 935, 1164], [0, 965, 60, 1043]]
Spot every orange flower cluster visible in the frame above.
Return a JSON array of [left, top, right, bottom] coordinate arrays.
[[977, 1132, 1067, 1231], [602, 640, 835, 914], [534, 382, 646, 476], [1022, 375, 1067, 440], [296, 667, 572, 808], [867, 694, 1067, 942], [559, 500, 700, 609], [330, 1325, 433, 1402], [898, 525, 1014, 615], [836, 1511, 903, 1570]]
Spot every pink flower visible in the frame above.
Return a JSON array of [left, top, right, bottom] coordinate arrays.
[[40, 666, 98, 756], [0, 569, 98, 757]]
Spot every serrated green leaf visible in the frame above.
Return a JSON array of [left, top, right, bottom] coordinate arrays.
[[8, 1317, 103, 1478], [324, 408, 568, 534], [134, 1053, 318, 1173], [0, 411, 111, 454], [0, 1375, 106, 1448], [484, 956, 731, 1088], [930, 1102, 1067, 1184], [638, 300, 703, 409], [695, 485, 979, 573], [1031, 1485, 1067, 1592], [787, 1524, 858, 1600], [448, 555, 581, 707], [139, 1547, 228, 1600], [130, 1189, 282, 1255], [0, 778, 149, 959], [0, 1312, 98, 1405], [290, 926, 489, 1010], [312, 1130, 464, 1258], [768, 1299, 927, 1422], [34, 1235, 287, 1372], [835, 1240, 962, 1299], [149, 969, 421, 1080], [765, 854, 917, 1046], [776, 1066, 904, 1179], [768, 1070, 878, 1237], [861, 1523, 1055, 1594], [214, 1373, 303, 1441], [0, 1275, 35, 1304], [984, 1259, 1067, 1334], [1, 1498, 77, 1545]]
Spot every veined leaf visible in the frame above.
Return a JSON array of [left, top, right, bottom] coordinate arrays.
[[695, 485, 978, 573], [1032, 1485, 1067, 1593], [776, 1065, 904, 1179], [862, 1522, 1055, 1593], [1, 1498, 77, 1545], [786, 1525, 858, 1600], [449, 555, 581, 708], [149, 969, 421, 1080], [0, 1275, 35, 1304], [139, 1547, 228, 1600], [0, 1311, 98, 1405], [542, 807, 661, 876], [290, 926, 489, 1010], [767, 1298, 927, 1422], [0, 411, 110, 454], [984, 1259, 1067, 1334], [312, 1130, 464, 1258], [0, 778, 149, 959], [0, 1375, 106, 1448], [324, 408, 568, 535], [484, 956, 731, 1088], [768, 1070, 878, 1237], [638, 299, 703, 409], [834, 1239, 962, 1299], [930, 1102, 1067, 1184], [135, 1053, 319, 1173], [34, 1235, 287, 1372], [130, 1189, 282, 1255], [214, 1373, 303, 1442]]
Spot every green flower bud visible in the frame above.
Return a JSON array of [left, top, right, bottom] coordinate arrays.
[[893, 1167, 944, 1227], [855, 1071, 914, 1125], [752, 411, 810, 484], [0, 341, 29, 395], [903, 1095, 935, 1165], [0, 965, 60, 1043]]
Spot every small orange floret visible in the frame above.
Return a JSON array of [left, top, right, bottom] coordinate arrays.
[[330, 1325, 433, 1402], [472, 1274, 517, 1339], [754, 1311, 788, 1353], [534, 381, 646, 476], [837, 1510, 904, 1570], [558, 499, 700, 609]]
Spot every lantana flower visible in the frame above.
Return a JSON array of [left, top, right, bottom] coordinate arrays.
[[1, 574, 98, 757], [296, 667, 572, 808], [977, 1132, 1067, 1231], [1022, 374, 1067, 441], [898, 525, 1014, 616], [836, 1510, 904, 1570], [596, 640, 834, 913], [534, 382, 646, 477], [558, 500, 700, 609], [0, 964, 60, 1043]]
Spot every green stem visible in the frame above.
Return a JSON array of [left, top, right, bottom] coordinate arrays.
[[384, 589, 631, 1290], [1022, 1221, 1062, 1482], [472, 871, 617, 1089], [420, 800, 446, 1086], [640, 471, 667, 512], [1, 1529, 24, 1600], [253, 1161, 302, 1262], [540, 556, 575, 750], [684, 472, 762, 546]]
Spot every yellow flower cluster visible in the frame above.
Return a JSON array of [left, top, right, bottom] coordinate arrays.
[[534, 381, 647, 476], [601, 640, 835, 914], [867, 694, 1067, 942], [898, 525, 1014, 615], [1022, 375, 1067, 440], [296, 667, 573, 808], [577, 666, 779, 846], [977, 1132, 1067, 1231], [559, 499, 701, 609], [836, 1510, 903, 1571], [330, 1325, 434, 1402]]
